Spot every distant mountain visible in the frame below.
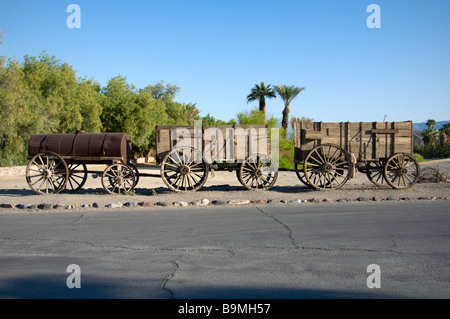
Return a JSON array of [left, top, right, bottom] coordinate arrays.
[[413, 121, 450, 131]]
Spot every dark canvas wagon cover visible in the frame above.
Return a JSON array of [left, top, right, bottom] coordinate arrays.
[[28, 131, 132, 164]]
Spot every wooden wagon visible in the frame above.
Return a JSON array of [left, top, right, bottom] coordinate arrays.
[[25, 124, 278, 194], [154, 124, 278, 192], [26, 131, 138, 194], [292, 121, 420, 190]]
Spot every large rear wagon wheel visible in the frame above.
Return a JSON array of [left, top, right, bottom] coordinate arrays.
[[26, 152, 69, 194], [303, 144, 351, 190], [161, 147, 209, 192], [237, 154, 278, 190], [383, 153, 420, 189]]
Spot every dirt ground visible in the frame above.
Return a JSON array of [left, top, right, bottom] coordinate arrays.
[[0, 159, 449, 209]]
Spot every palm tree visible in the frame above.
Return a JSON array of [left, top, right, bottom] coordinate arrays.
[[426, 119, 436, 130], [273, 85, 305, 130], [246, 82, 276, 122]]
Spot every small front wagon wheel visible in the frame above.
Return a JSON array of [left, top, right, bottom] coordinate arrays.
[[26, 152, 69, 194], [383, 153, 420, 189], [102, 163, 136, 194]]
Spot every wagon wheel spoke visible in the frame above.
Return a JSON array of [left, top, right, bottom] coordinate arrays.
[[64, 164, 88, 193]]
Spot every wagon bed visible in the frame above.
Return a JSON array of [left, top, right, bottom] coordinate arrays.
[[293, 121, 420, 190]]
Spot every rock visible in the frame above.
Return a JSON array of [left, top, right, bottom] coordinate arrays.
[[16, 204, 30, 210], [140, 201, 155, 207], [81, 204, 90, 208], [53, 204, 65, 210], [228, 199, 250, 205], [193, 199, 210, 206], [336, 198, 352, 202], [156, 202, 170, 207], [38, 203, 53, 210], [106, 202, 123, 209], [356, 197, 370, 202], [211, 200, 227, 205], [267, 199, 278, 204], [172, 201, 189, 207], [92, 203, 100, 208], [322, 198, 334, 203], [0, 203, 15, 209], [251, 199, 267, 204], [371, 197, 382, 202], [386, 197, 397, 201], [124, 202, 138, 208]]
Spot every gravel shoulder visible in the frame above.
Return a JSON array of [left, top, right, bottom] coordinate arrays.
[[0, 159, 449, 211]]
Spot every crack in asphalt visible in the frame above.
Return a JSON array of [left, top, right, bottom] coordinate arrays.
[[254, 206, 299, 249], [162, 260, 179, 299], [69, 214, 85, 224]]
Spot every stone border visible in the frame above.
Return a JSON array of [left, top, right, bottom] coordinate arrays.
[[1, 196, 449, 212]]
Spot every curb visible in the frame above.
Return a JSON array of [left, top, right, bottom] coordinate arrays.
[[1, 196, 449, 212]]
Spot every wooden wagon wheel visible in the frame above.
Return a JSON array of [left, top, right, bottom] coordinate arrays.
[[303, 144, 351, 190], [366, 161, 387, 187], [101, 163, 136, 194], [238, 154, 278, 190], [65, 164, 88, 192], [160, 146, 209, 192], [295, 162, 313, 188], [383, 153, 420, 189], [128, 163, 140, 188], [25, 152, 69, 194]]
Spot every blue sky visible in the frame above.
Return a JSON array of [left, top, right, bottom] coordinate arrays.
[[1, 0, 449, 123]]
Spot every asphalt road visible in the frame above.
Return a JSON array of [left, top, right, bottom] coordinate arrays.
[[0, 201, 449, 299]]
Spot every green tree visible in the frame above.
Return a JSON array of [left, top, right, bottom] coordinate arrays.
[[439, 122, 450, 145], [145, 81, 180, 103], [246, 81, 276, 122], [422, 119, 438, 146], [273, 85, 305, 130], [0, 58, 53, 166], [426, 119, 436, 130]]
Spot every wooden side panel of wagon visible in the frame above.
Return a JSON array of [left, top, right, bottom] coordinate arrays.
[[155, 124, 271, 164], [294, 121, 413, 162]]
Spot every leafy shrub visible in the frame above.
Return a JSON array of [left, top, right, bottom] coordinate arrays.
[[414, 144, 450, 158]]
